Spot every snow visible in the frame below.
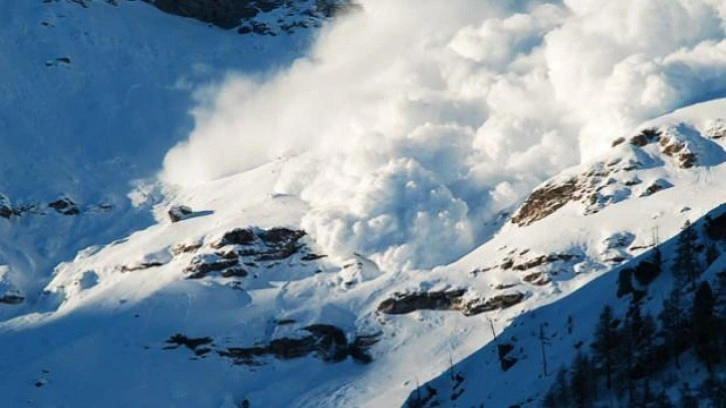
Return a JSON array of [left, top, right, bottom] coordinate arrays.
[[162, 0, 726, 271], [0, 1, 724, 407]]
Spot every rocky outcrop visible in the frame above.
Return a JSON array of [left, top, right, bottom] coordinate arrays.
[[212, 227, 306, 261], [511, 179, 581, 226], [165, 324, 381, 365], [180, 227, 313, 279], [184, 254, 240, 279], [377, 289, 525, 317], [143, 0, 354, 34], [0, 292, 24, 305], [639, 179, 673, 197]]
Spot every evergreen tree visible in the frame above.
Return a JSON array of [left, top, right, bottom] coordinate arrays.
[[678, 383, 698, 408], [659, 286, 688, 369], [570, 352, 596, 407], [692, 281, 718, 370], [553, 367, 570, 407], [627, 303, 657, 376], [653, 390, 675, 408], [672, 220, 700, 291], [592, 305, 617, 390], [705, 242, 719, 266]]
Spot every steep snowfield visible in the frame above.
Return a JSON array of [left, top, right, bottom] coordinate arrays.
[[0, 0, 316, 317], [1, 97, 724, 407]]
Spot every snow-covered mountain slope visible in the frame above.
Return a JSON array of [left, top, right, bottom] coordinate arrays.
[[410, 205, 726, 407], [0, 0, 327, 319], [1, 1, 725, 407], [1, 95, 723, 407]]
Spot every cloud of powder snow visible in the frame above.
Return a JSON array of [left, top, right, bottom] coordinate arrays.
[[162, 0, 726, 271]]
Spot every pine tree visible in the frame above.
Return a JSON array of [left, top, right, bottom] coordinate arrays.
[[553, 367, 571, 407], [570, 352, 596, 407], [627, 303, 657, 376], [705, 242, 719, 266], [658, 286, 687, 369], [678, 383, 698, 408], [653, 390, 675, 408], [672, 220, 700, 291], [592, 305, 617, 390], [692, 281, 718, 371]]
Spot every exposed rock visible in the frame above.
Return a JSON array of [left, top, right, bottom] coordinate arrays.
[[120, 262, 164, 272], [511, 179, 581, 226], [172, 240, 203, 255], [640, 179, 673, 197], [659, 133, 698, 168], [48, 197, 80, 215], [511, 254, 580, 271], [377, 289, 525, 317], [168, 205, 193, 223], [0, 292, 24, 305], [211, 228, 256, 248], [523, 272, 550, 286], [629, 128, 661, 147], [164, 334, 213, 356], [184, 254, 240, 279], [216, 324, 379, 365], [143, 0, 353, 33], [377, 289, 466, 315], [461, 292, 525, 316]]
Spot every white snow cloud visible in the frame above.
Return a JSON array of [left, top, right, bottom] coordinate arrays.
[[162, 0, 726, 271]]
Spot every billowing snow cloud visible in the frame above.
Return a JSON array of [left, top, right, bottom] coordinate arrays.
[[162, 0, 726, 271]]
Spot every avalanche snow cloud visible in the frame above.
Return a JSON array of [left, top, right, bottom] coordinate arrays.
[[163, 0, 726, 271]]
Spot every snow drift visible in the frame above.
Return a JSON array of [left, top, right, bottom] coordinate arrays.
[[162, 0, 726, 270]]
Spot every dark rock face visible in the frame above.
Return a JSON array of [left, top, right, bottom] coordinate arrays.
[[211, 228, 256, 248], [377, 289, 466, 315], [0, 293, 24, 305], [377, 289, 525, 317], [184, 254, 240, 279], [143, 0, 353, 33], [182, 227, 311, 279], [214, 324, 380, 365], [48, 197, 80, 215], [211, 227, 306, 261], [164, 334, 214, 356]]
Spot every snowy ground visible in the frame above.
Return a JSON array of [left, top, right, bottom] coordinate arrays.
[[0, 1, 725, 407]]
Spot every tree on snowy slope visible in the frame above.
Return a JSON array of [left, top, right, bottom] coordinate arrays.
[[624, 303, 658, 379], [569, 352, 597, 407], [672, 220, 701, 291], [658, 285, 688, 369], [591, 305, 618, 390], [692, 281, 718, 371]]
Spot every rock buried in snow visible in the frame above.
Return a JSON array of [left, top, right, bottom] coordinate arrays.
[[640, 178, 673, 197], [0, 194, 12, 219], [48, 197, 80, 215], [168, 205, 193, 223], [0, 288, 24, 305]]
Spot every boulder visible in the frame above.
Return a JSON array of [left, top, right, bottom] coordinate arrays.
[[168, 205, 193, 223]]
